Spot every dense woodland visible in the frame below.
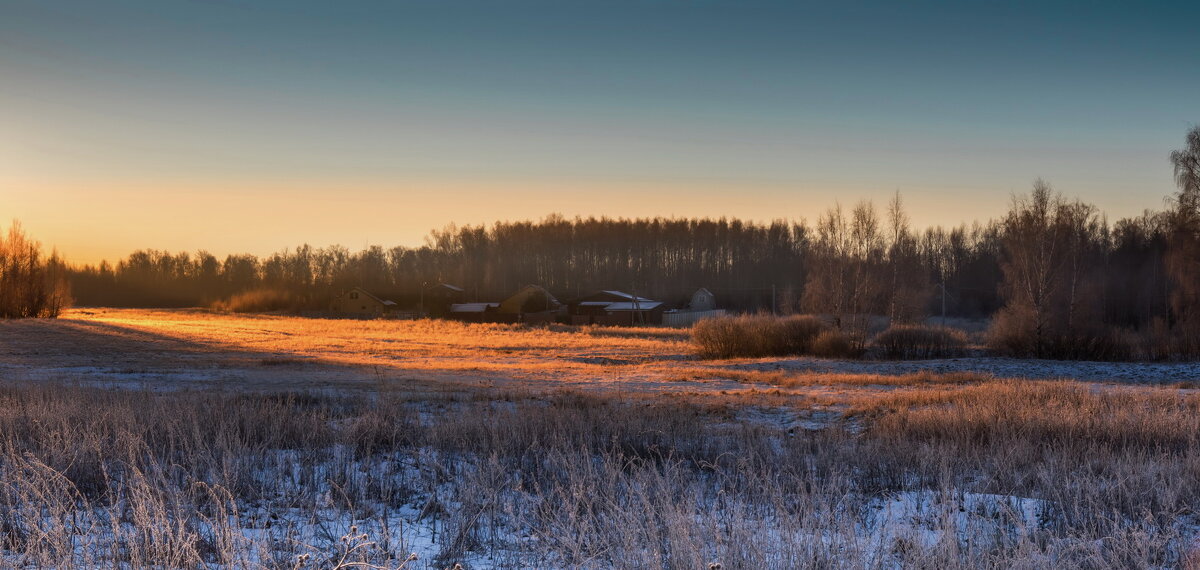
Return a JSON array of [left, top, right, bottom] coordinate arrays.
[[18, 126, 1200, 358]]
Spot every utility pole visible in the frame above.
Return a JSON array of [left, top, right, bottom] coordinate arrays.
[[771, 284, 777, 316], [419, 281, 426, 318], [631, 285, 641, 326]]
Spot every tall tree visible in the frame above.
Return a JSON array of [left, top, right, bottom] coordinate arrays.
[[1166, 126, 1200, 353]]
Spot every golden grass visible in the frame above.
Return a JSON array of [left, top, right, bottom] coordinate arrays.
[[22, 309, 1183, 420]]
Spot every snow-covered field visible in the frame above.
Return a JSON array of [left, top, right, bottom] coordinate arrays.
[[1, 309, 1198, 568], [751, 355, 1200, 384]]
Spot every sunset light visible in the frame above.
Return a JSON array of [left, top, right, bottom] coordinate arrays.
[[2, 1, 1199, 567]]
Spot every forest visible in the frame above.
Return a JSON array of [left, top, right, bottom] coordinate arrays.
[[24, 126, 1200, 359]]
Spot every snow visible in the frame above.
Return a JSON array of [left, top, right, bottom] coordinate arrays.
[[743, 356, 1200, 384]]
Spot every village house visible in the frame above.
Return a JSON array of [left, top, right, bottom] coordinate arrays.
[[423, 283, 465, 317], [449, 285, 562, 324], [330, 287, 397, 317], [663, 287, 726, 327], [448, 302, 500, 321], [498, 285, 562, 324], [566, 290, 665, 326]]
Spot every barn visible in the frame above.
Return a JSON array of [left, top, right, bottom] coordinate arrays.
[[499, 285, 562, 324]]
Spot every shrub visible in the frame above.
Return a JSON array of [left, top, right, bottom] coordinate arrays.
[[692, 316, 746, 358], [985, 306, 1031, 357], [776, 315, 829, 354], [211, 288, 298, 313], [988, 308, 1141, 361], [810, 330, 853, 358], [693, 314, 829, 358], [873, 324, 968, 359]]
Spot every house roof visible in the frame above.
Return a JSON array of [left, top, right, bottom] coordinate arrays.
[[499, 285, 561, 314], [450, 302, 499, 313], [431, 283, 465, 292], [601, 290, 655, 302], [571, 290, 658, 305], [351, 287, 396, 306], [604, 301, 663, 312]]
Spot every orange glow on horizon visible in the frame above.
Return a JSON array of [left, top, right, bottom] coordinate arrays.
[[4, 174, 1016, 266]]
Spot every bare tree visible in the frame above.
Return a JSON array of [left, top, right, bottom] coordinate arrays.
[[0, 221, 71, 318], [1166, 126, 1200, 354], [885, 192, 930, 324], [994, 180, 1068, 357]]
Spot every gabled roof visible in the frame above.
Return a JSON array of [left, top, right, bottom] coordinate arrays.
[[570, 290, 657, 305], [499, 285, 561, 314], [350, 287, 396, 306], [431, 283, 464, 292], [604, 301, 663, 312], [601, 290, 655, 302]]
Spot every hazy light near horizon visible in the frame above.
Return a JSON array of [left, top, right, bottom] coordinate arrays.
[[1, 0, 1196, 264]]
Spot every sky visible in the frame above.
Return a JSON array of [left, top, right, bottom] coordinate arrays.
[[2, 0, 1197, 265]]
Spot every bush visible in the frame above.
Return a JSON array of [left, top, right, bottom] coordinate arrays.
[[810, 330, 853, 358], [776, 315, 829, 354], [692, 316, 746, 358], [987, 308, 1140, 361], [693, 314, 830, 358], [211, 288, 299, 313], [874, 324, 968, 359]]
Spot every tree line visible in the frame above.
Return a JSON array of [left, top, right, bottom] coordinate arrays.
[[46, 127, 1200, 357]]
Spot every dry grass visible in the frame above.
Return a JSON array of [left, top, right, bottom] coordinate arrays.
[[25, 309, 696, 393], [4, 308, 1200, 566], [0, 376, 1196, 567], [693, 314, 830, 358]]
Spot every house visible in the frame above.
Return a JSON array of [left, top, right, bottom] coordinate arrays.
[[663, 287, 726, 327], [424, 283, 465, 317], [498, 285, 562, 324], [689, 288, 717, 311], [331, 287, 397, 317], [567, 290, 665, 326], [449, 302, 500, 322]]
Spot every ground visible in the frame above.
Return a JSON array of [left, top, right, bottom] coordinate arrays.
[[1, 309, 1198, 568], [4, 308, 1199, 393]]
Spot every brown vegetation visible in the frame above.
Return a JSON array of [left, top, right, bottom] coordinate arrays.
[[874, 324, 968, 359], [693, 314, 829, 358], [0, 378, 1195, 567], [210, 287, 300, 313], [0, 221, 70, 318]]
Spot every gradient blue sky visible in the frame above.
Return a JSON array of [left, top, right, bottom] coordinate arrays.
[[2, 0, 1197, 263]]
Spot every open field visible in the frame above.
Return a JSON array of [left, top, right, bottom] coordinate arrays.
[[4, 309, 1200, 393], [2, 309, 1200, 567]]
